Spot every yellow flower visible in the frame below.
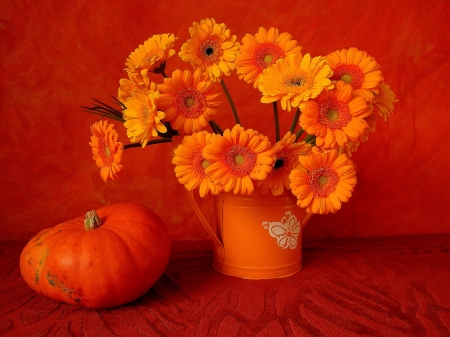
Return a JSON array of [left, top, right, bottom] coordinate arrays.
[[258, 53, 334, 111], [289, 150, 357, 214], [172, 131, 219, 197], [157, 68, 221, 134], [368, 82, 398, 121], [203, 125, 274, 195], [123, 92, 167, 148], [300, 81, 371, 149], [236, 27, 302, 89], [125, 34, 177, 78], [258, 132, 311, 196], [89, 120, 124, 182], [179, 18, 239, 83], [326, 47, 382, 102], [118, 73, 159, 103]]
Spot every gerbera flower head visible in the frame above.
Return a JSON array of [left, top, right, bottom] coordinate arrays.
[[157, 68, 221, 134], [300, 81, 371, 149], [118, 73, 159, 103], [338, 111, 377, 157], [368, 82, 398, 121], [326, 47, 383, 102], [258, 132, 312, 196], [289, 149, 357, 214], [258, 52, 334, 111], [123, 92, 167, 148], [179, 18, 240, 83], [172, 131, 219, 197], [203, 125, 274, 195], [125, 33, 177, 78], [89, 120, 124, 182], [236, 27, 302, 89]]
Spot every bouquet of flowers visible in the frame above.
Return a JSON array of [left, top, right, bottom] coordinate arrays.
[[85, 18, 398, 215]]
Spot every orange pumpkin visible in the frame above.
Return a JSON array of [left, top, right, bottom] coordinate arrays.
[[20, 203, 171, 308]]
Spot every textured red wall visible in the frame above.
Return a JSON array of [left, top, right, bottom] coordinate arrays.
[[1, 0, 449, 241]]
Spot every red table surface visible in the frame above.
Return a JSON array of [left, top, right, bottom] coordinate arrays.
[[1, 235, 450, 336]]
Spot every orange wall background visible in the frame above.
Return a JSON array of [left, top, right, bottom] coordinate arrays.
[[1, 0, 449, 242]]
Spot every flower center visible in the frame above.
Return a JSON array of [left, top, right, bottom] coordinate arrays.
[[282, 71, 313, 93], [175, 87, 206, 118], [269, 150, 297, 178], [326, 109, 339, 122], [193, 152, 210, 178], [318, 176, 328, 186], [331, 64, 364, 90], [318, 98, 352, 130], [254, 43, 285, 71], [201, 160, 211, 170], [199, 39, 221, 65], [235, 154, 245, 165], [141, 49, 161, 66], [139, 105, 151, 126], [308, 166, 339, 198], [274, 158, 284, 170], [185, 97, 195, 107], [223, 145, 257, 177], [340, 74, 352, 84], [264, 54, 273, 63], [98, 139, 113, 166]]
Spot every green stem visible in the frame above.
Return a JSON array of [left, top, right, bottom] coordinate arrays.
[[84, 211, 101, 230], [304, 134, 315, 143], [295, 128, 305, 141], [289, 108, 301, 134], [209, 120, 219, 134], [305, 135, 316, 144], [273, 102, 280, 142], [124, 138, 172, 149], [220, 79, 240, 125], [210, 120, 223, 135]]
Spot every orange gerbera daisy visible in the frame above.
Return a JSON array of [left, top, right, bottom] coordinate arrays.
[[118, 73, 159, 103], [258, 132, 312, 196], [125, 34, 177, 78], [289, 150, 357, 214], [368, 82, 398, 121], [123, 92, 167, 147], [157, 68, 221, 134], [338, 112, 377, 157], [203, 125, 274, 195], [179, 18, 239, 83], [89, 120, 124, 182], [172, 131, 219, 197], [236, 27, 302, 89], [326, 47, 382, 102], [300, 81, 371, 149], [258, 53, 334, 111]]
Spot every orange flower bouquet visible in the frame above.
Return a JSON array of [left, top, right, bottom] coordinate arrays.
[[85, 18, 398, 216]]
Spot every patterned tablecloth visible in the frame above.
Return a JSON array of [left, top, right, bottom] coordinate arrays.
[[1, 235, 450, 336]]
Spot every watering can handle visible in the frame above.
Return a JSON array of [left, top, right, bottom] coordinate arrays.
[[302, 211, 313, 229], [187, 191, 225, 262]]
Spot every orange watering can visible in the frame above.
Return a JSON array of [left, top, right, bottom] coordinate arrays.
[[188, 189, 313, 279]]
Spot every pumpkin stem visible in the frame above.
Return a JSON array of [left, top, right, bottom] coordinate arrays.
[[84, 210, 101, 230]]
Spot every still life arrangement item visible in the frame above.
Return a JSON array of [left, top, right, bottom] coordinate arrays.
[[84, 18, 398, 279], [20, 203, 171, 308]]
